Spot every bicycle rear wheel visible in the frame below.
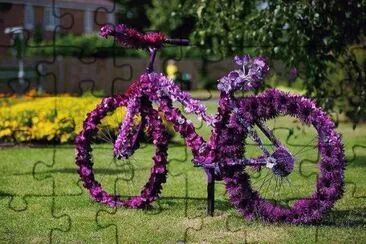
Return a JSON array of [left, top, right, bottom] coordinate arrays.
[[223, 89, 345, 223], [75, 96, 169, 208]]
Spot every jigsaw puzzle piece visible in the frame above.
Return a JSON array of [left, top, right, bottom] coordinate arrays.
[[0, 150, 71, 243], [94, 174, 189, 243], [0, 148, 55, 211], [45, 185, 107, 243], [0, 192, 70, 243], [32, 146, 84, 197]]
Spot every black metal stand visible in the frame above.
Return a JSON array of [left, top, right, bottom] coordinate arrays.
[[206, 168, 215, 216]]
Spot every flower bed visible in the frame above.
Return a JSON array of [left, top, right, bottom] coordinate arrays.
[[0, 95, 174, 144]]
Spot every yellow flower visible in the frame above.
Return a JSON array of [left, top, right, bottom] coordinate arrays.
[[0, 95, 175, 143], [0, 128, 12, 137], [32, 117, 40, 124]]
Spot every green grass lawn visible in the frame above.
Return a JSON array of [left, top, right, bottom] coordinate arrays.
[[1, 100, 366, 243]]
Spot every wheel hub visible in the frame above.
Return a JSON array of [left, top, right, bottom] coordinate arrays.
[[270, 147, 295, 177]]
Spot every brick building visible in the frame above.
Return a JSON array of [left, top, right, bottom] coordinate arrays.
[[0, 0, 116, 56]]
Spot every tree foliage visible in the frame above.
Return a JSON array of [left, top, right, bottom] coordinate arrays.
[[146, 0, 195, 38], [115, 0, 152, 32], [147, 0, 365, 124]]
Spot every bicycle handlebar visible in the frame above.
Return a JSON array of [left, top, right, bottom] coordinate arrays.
[[100, 24, 189, 49], [164, 38, 190, 46]]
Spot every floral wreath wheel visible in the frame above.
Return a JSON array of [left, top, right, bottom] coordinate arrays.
[[223, 89, 346, 223], [75, 95, 169, 208]]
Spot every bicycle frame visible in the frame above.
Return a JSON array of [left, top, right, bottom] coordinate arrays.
[[110, 51, 297, 215], [113, 47, 291, 178]]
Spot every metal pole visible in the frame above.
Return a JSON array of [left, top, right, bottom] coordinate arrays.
[[146, 47, 157, 73], [18, 31, 25, 86], [206, 168, 215, 216]]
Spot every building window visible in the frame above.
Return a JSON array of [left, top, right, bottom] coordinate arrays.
[[24, 4, 34, 29], [44, 6, 59, 31], [84, 10, 93, 33]]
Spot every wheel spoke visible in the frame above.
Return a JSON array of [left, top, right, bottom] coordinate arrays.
[[247, 116, 319, 207], [293, 136, 317, 156], [97, 128, 111, 143], [257, 171, 273, 195], [294, 145, 317, 157], [253, 170, 271, 190], [105, 126, 115, 142]]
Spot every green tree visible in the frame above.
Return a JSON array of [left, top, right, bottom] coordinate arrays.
[[168, 0, 365, 125], [115, 0, 152, 32], [146, 0, 195, 38]]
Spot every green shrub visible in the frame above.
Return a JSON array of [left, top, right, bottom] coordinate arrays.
[[27, 33, 146, 58]]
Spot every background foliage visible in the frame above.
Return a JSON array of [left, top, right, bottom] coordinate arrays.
[[25, 0, 365, 124], [27, 33, 144, 58]]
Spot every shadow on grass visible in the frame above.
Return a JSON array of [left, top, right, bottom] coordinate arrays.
[[13, 167, 151, 176], [2, 185, 364, 228], [0, 191, 12, 197], [155, 197, 366, 228], [158, 197, 231, 208], [320, 208, 366, 227], [347, 155, 366, 168]]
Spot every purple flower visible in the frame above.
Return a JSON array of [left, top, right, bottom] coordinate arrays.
[[152, 164, 166, 174], [99, 25, 114, 38], [271, 147, 295, 177], [228, 71, 240, 80], [234, 54, 251, 66], [248, 56, 269, 83], [126, 196, 144, 208], [146, 73, 215, 127], [253, 56, 268, 70], [79, 165, 92, 177], [114, 95, 141, 158], [90, 185, 103, 197], [218, 54, 270, 93], [99, 23, 166, 49], [217, 76, 233, 93], [115, 24, 127, 33]]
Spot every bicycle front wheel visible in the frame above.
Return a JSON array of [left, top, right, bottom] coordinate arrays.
[[223, 89, 345, 223], [75, 95, 169, 208]]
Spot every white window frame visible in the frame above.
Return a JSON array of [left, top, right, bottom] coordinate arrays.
[[44, 6, 59, 31], [84, 10, 93, 33], [24, 4, 34, 29]]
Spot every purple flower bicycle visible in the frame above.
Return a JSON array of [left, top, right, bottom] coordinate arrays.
[[75, 24, 346, 223]]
